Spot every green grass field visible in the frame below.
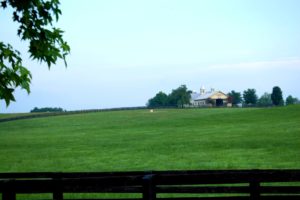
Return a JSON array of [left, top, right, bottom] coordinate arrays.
[[0, 106, 299, 172]]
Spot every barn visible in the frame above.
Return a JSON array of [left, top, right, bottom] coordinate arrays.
[[190, 86, 230, 107]]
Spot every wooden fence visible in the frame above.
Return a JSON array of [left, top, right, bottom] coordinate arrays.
[[0, 107, 148, 123], [1, 170, 300, 200]]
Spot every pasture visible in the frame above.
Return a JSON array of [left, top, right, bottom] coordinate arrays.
[[0, 106, 299, 172]]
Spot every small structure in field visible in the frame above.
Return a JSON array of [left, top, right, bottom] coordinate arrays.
[[190, 86, 230, 107]]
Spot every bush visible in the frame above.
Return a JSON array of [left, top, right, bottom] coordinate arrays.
[[30, 107, 65, 113]]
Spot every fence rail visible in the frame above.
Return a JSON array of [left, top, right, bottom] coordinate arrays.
[[1, 170, 300, 200], [0, 106, 148, 123]]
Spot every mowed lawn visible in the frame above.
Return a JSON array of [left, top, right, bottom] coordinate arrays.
[[0, 106, 299, 172]]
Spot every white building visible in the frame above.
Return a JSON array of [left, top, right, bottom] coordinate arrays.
[[190, 86, 230, 107]]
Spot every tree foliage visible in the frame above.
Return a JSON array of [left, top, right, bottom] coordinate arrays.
[[147, 91, 168, 107], [147, 85, 192, 108], [227, 90, 242, 105], [30, 106, 65, 113], [0, 43, 31, 105], [271, 86, 284, 106], [168, 85, 192, 108], [286, 95, 298, 106], [243, 88, 258, 105], [257, 92, 272, 107], [0, 0, 70, 107]]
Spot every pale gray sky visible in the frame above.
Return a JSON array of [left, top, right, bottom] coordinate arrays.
[[1, 0, 300, 112]]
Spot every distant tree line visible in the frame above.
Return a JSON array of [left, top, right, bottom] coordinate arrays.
[[147, 85, 192, 108], [30, 107, 66, 113], [286, 95, 299, 106], [227, 86, 299, 107], [148, 85, 299, 108]]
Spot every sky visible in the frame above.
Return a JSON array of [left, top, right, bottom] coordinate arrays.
[[1, 0, 300, 113]]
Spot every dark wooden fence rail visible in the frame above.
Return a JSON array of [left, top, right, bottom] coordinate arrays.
[[0, 106, 149, 123], [1, 170, 300, 200]]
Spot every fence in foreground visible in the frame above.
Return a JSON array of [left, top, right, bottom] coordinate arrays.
[[1, 170, 300, 200]]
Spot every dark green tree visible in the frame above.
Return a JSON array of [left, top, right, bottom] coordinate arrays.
[[168, 85, 192, 108], [0, 0, 70, 107], [30, 107, 65, 112], [243, 88, 258, 106], [257, 92, 272, 107], [147, 91, 168, 108], [227, 90, 242, 106], [286, 95, 298, 106], [271, 86, 284, 106]]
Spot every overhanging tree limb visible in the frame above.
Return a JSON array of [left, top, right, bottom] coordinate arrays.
[[0, 0, 70, 107]]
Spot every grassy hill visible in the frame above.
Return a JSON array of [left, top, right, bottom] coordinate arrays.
[[0, 113, 35, 119], [0, 106, 299, 172]]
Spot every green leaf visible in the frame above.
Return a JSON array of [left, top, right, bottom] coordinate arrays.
[[2, 88, 15, 107], [1, 1, 7, 8], [1, 0, 70, 107]]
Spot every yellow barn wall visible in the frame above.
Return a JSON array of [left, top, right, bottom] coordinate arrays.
[[210, 92, 228, 100]]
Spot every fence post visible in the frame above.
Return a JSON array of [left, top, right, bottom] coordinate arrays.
[[53, 177, 63, 200], [2, 192, 16, 200], [53, 191, 63, 200], [142, 174, 156, 200], [2, 180, 16, 200], [249, 181, 260, 200]]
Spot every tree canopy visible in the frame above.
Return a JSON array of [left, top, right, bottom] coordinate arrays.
[[147, 85, 192, 108], [168, 85, 192, 108], [271, 86, 284, 106], [286, 95, 298, 106], [30, 106, 65, 113], [147, 91, 168, 107], [243, 88, 258, 106], [0, 0, 70, 107], [227, 90, 242, 106], [257, 92, 272, 107]]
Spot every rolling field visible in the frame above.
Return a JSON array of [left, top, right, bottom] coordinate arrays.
[[0, 106, 299, 172]]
